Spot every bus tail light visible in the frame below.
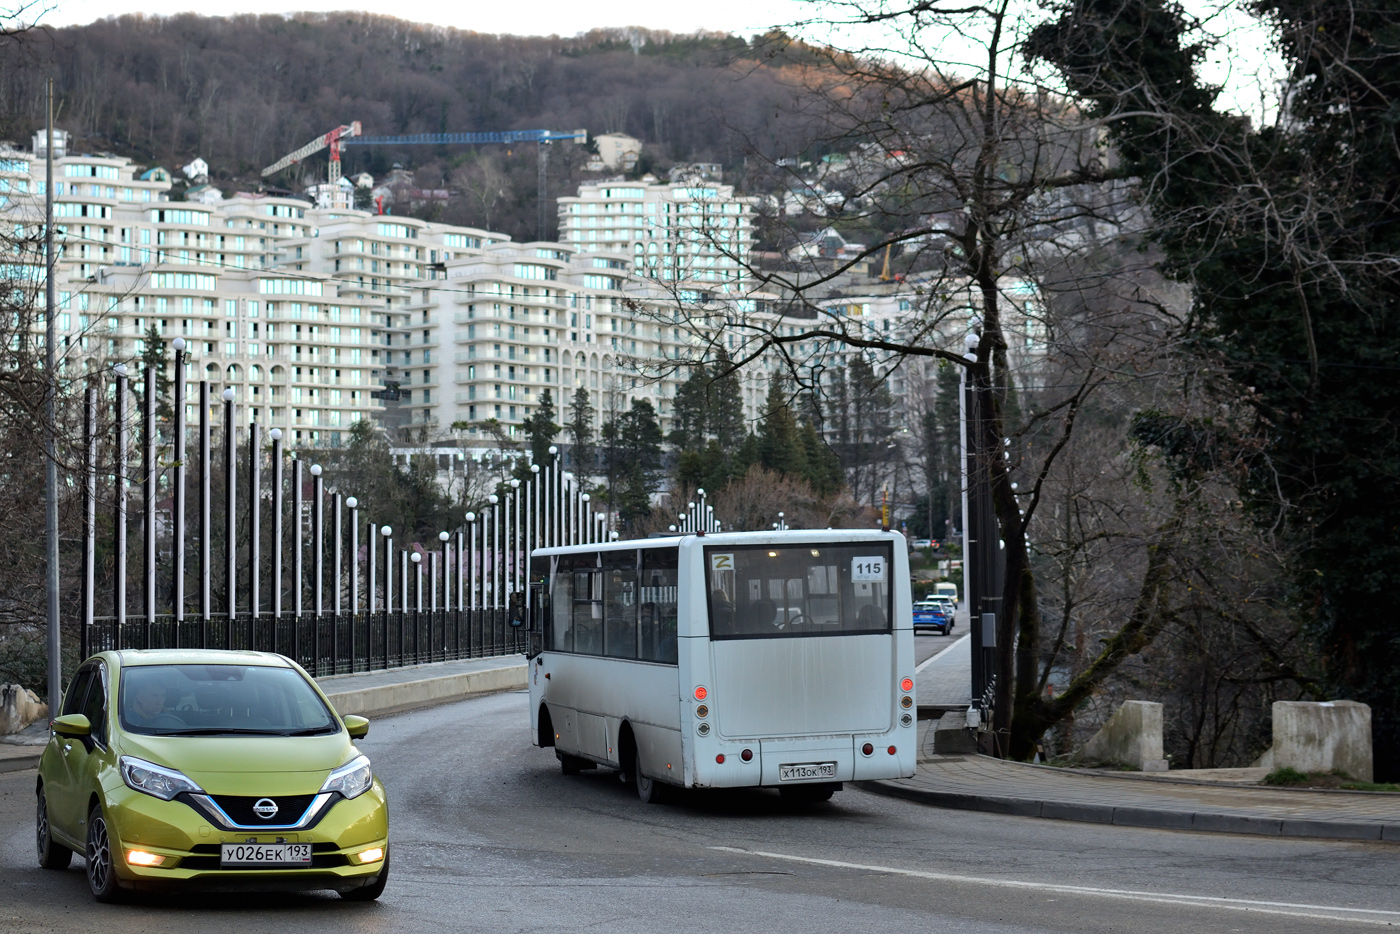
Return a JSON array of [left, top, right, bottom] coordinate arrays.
[[716, 754, 726, 764], [741, 748, 753, 762], [694, 686, 708, 701], [861, 743, 874, 756], [900, 695, 914, 709], [900, 677, 913, 692], [696, 704, 709, 718], [887, 746, 897, 755]]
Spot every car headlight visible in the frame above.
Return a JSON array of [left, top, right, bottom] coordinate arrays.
[[119, 756, 204, 801], [320, 755, 374, 800]]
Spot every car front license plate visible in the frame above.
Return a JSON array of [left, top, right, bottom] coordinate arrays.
[[220, 842, 312, 867], [779, 762, 836, 782]]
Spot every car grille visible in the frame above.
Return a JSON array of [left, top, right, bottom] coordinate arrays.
[[180, 842, 348, 871], [209, 794, 319, 826]]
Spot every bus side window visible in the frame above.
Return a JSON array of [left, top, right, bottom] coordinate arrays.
[[573, 568, 604, 655], [603, 555, 638, 659], [640, 547, 679, 664], [550, 569, 573, 652]]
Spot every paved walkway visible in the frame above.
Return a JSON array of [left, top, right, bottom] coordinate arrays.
[[916, 633, 970, 709], [865, 752, 1400, 842]]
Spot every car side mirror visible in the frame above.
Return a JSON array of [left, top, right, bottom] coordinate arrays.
[[52, 714, 91, 738], [343, 715, 370, 740]]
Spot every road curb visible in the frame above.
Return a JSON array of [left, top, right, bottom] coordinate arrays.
[[860, 780, 1400, 842], [322, 663, 527, 719], [0, 750, 42, 773]]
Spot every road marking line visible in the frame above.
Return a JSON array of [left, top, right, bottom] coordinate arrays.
[[916, 633, 969, 672], [708, 846, 1400, 924]]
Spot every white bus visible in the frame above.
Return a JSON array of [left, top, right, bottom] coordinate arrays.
[[523, 530, 917, 803]]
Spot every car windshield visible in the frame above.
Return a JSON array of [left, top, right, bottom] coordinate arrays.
[[119, 664, 339, 736]]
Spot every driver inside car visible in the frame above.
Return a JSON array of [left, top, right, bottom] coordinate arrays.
[[127, 681, 170, 725]]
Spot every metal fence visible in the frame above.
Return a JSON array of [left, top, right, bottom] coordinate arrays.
[[72, 341, 632, 674]]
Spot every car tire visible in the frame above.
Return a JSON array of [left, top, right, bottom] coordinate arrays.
[[36, 787, 72, 870], [340, 849, 389, 901], [86, 803, 123, 903]]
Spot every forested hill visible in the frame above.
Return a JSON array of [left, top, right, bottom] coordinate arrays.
[[1, 15, 824, 198]]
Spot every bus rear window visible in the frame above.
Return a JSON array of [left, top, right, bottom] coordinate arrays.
[[705, 542, 893, 639]]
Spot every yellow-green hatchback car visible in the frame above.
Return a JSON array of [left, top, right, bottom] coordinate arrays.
[[36, 649, 389, 902]]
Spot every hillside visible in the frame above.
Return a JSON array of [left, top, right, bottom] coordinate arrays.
[[0, 14, 833, 239]]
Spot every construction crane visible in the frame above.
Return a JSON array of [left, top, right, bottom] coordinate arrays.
[[345, 129, 587, 241], [261, 122, 363, 183]]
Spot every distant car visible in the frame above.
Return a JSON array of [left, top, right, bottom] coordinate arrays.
[[912, 599, 952, 635], [911, 538, 933, 550], [37, 649, 390, 902]]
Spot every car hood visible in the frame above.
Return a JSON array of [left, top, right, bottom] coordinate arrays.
[[117, 732, 358, 793]]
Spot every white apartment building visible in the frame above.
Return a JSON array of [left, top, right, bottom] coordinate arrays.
[[557, 179, 755, 291], [0, 143, 386, 447]]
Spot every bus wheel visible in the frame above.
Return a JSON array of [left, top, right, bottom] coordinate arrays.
[[634, 757, 662, 804], [780, 783, 836, 804]]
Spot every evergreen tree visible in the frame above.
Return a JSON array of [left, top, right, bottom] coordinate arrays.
[[522, 388, 559, 468], [668, 369, 709, 452], [798, 419, 843, 497], [566, 387, 595, 474], [139, 325, 173, 423], [707, 348, 747, 451], [755, 376, 809, 479], [602, 399, 665, 526]]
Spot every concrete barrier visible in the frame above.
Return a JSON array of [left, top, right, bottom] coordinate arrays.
[[324, 663, 527, 719], [1255, 700, 1373, 783], [1080, 701, 1168, 771]]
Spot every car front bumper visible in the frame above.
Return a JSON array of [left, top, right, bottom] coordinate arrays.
[[102, 779, 389, 892]]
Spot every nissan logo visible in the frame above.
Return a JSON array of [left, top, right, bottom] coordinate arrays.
[[252, 798, 279, 820]]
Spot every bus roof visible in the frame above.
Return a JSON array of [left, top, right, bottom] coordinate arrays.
[[531, 528, 901, 558]]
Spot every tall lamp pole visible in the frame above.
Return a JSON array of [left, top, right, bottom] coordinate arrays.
[[44, 78, 60, 710]]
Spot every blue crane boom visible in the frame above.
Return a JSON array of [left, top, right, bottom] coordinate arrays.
[[345, 130, 586, 146]]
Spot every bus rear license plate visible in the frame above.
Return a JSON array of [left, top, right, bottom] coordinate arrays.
[[779, 762, 836, 781]]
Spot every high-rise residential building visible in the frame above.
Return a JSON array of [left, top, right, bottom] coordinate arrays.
[[0, 144, 385, 447], [557, 178, 755, 290]]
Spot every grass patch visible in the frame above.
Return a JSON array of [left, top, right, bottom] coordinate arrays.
[[1340, 780, 1400, 792], [1263, 767, 1400, 791]]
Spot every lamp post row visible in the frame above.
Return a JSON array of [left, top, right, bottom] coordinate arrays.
[[76, 366, 615, 669]]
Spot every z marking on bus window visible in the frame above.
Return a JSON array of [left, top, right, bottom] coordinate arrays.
[[710, 553, 734, 572]]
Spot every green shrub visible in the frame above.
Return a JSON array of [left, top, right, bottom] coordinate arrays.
[[1262, 766, 1310, 786]]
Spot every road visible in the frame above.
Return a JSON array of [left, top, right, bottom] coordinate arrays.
[[2, 690, 1398, 932]]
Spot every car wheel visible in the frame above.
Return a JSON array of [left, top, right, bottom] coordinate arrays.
[[86, 803, 123, 903], [36, 787, 72, 870], [340, 848, 389, 901]]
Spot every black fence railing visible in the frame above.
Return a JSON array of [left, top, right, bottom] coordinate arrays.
[[83, 610, 526, 677]]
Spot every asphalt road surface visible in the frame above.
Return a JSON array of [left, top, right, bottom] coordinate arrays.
[[3, 690, 1398, 932]]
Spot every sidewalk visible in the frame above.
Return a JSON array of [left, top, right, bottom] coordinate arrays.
[[864, 749, 1400, 842], [0, 654, 529, 774]]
